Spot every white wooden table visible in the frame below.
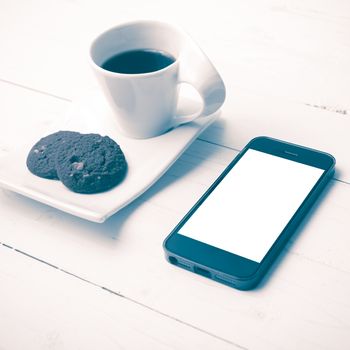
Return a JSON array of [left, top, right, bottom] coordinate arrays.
[[1, 1, 350, 349]]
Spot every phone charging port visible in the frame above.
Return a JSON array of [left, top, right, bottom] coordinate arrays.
[[194, 266, 211, 278]]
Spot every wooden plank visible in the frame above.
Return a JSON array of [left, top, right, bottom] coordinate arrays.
[[0, 244, 239, 350], [0, 0, 349, 109]]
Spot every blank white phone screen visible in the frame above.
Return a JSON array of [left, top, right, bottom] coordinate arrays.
[[178, 149, 324, 263]]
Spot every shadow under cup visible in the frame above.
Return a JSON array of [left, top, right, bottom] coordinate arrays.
[[90, 21, 184, 139]]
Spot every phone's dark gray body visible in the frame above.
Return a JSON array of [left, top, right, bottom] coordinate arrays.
[[163, 136, 336, 290]]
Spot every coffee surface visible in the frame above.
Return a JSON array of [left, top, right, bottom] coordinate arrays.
[[101, 49, 175, 74]]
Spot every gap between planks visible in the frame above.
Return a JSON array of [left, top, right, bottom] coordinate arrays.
[[0, 242, 247, 350], [0, 77, 72, 103]]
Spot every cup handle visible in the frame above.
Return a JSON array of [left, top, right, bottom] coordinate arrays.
[[171, 39, 226, 128]]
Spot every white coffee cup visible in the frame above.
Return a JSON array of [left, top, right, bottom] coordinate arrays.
[[89, 20, 226, 139]]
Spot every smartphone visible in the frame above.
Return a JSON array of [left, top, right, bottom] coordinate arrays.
[[163, 136, 335, 290]]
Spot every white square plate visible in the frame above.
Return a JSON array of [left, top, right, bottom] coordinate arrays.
[[0, 92, 217, 222]]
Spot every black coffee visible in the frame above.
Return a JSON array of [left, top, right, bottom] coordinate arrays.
[[101, 49, 176, 74]]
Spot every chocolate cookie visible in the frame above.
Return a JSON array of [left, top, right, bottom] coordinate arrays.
[[26, 131, 80, 179], [55, 133, 127, 194]]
